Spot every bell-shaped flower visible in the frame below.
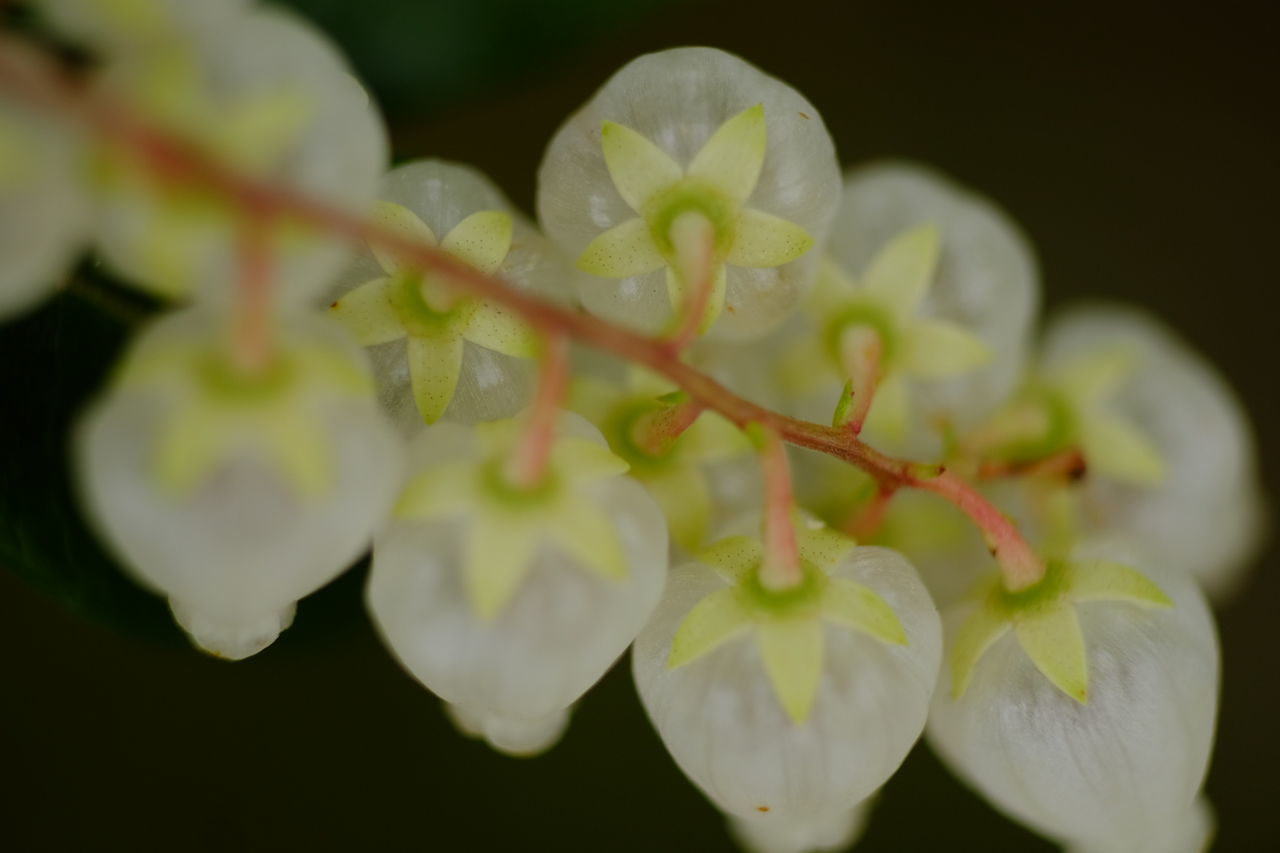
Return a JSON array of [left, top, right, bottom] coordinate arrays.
[[328, 159, 566, 433], [783, 224, 991, 442], [90, 4, 387, 303], [927, 552, 1219, 849], [0, 94, 91, 319], [366, 412, 667, 755], [569, 364, 754, 551], [538, 47, 840, 341], [633, 518, 941, 826], [75, 307, 402, 659], [1040, 303, 1266, 600]]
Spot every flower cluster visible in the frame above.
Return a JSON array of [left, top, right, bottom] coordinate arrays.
[[1, 2, 1266, 851]]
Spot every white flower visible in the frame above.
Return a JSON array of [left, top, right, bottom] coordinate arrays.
[[633, 523, 941, 823], [728, 798, 872, 853], [328, 159, 568, 433], [0, 98, 91, 319], [1042, 303, 1266, 600], [927, 553, 1219, 849], [90, 4, 387, 303], [75, 307, 401, 659], [366, 412, 668, 755], [36, 0, 248, 52], [538, 46, 841, 341]]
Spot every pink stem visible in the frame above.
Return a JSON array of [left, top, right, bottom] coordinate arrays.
[[229, 219, 273, 375], [837, 325, 882, 435], [843, 484, 897, 541], [507, 333, 570, 489], [0, 40, 1047, 592], [758, 427, 803, 591], [666, 212, 717, 353]]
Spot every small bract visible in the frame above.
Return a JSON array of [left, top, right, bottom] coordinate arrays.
[[328, 159, 568, 433], [927, 555, 1219, 849], [367, 412, 667, 755], [76, 307, 401, 659], [633, 523, 941, 824], [0, 97, 91, 319], [538, 47, 841, 341], [91, 4, 387, 303]]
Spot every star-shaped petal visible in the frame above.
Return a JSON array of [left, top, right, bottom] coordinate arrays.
[[950, 559, 1173, 703]]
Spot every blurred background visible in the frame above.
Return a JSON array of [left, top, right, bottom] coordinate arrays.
[[1, 0, 1277, 849]]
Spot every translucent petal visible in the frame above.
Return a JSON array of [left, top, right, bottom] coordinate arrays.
[[665, 263, 727, 331], [902, 319, 992, 379], [464, 512, 537, 621], [807, 257, 858, 318], [796, 522, 857, 571], [153, 402, 223, 494], [546, 498, 629, 581], [257, 406, 332, 498], [550, 438, 630, 484], [626, 364, 678, 398], [667, 586, 753, 669], [1069, 561, 1173, 609], [679, 411, 750, 463], [329, 277, 405, 346], [1055, 347, 1135, 407], [1014, 603, 1089, 703], [462, 301, 538, 358], [441, 210, 513, 275], [576, 217, 665, 278], [687, 103, 767, 203], [370, 200, 436, 275], [823, 577, 908, 645], [778, 338, 831, 396], [394, 462, 478, 519], [863, 372, 910, 441], [407, 332, 464, 425], [698, 535, 764, 583], [601, 120, 682, 211], [567, 377, 622, 426], [1080, 411, 1166, 486], [949, 597, 1011, 698], [646, 464, 713, 551], [726, 208, 815, 268], [218, 88, 312, 171], [861, 224, 940, 319], [757, 618, 824, 724]]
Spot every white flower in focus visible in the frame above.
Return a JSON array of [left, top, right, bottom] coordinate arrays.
[[633, 522, 941, 824], [0, 98, 91, 319], [728, 798, 873, 853], [538, 47, 841, 341], [927, 555, 1219, 849], [328, 159, 567, 433], [90, 4, 387, 303], [366, 412, 667, 756], [76, 308, 401, 659]]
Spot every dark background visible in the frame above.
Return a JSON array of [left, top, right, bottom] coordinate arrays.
[[2, 0, 1278, 850]]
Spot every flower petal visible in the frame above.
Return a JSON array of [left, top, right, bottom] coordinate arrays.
[[1080, 411, 1165, 485], [442, 210, 513, 275], [726, 208, 814, 268], [1014, 603, 1089, 703], [687, 103, 767, 203], [757, 618, 824, 724], [861, 224, 940, 319], [698, 535, 764, 583], [1054, 347, 1135, 407], [646, 464, 712, 551], [546, 499, 628, 581], [329, 277, 405, 346], [370, 201, 436, 275], [257, 406, 333, 498], [395, 462, 478, 519], [407, 332, 463, 424], [567, 377, 623, 426], [601, 120, 681, 211], [550, 438, 629, 484], [679, 411, 750, 463], [901, 319, 991, 379], [153, 401, 223, 494], [465, 512, 537, 621], [577, 217, 666, 278], [949, 590, 1012, 699], [863, 372, 910, 442], [823, 578, 907, 645], [668, 586, 753, 669], [1068, 560, 1173, 609], [462, 301, 538, 358]]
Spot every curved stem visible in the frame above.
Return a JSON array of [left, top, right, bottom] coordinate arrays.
[[758, 427, 802, 591], [0, 38, 1048, 591]]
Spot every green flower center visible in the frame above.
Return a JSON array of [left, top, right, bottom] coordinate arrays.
[[388, 271, 474, 338], [824, 301, 900, 370], [642, 177, 739, 261]]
